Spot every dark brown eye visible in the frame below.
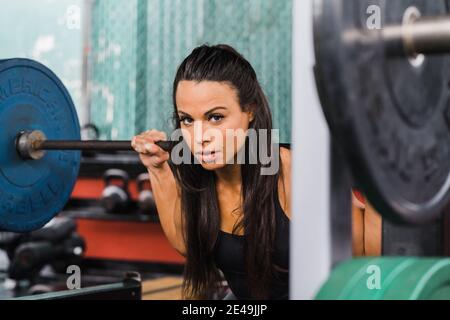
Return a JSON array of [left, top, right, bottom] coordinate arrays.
[[209, 114, 224, 122], [179, 116, 193, 125]]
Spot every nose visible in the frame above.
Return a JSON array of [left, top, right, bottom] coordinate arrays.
[[193, 121, 205, 145]]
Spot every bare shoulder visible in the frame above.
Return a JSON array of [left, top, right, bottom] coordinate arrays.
[[278, 146, 292, 220], [279, 146, 291, 180], [280, 146, 291, 167]]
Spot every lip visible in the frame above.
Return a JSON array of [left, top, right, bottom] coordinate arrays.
[[198, 151, 220, 163], [196, 150, 217, 155]]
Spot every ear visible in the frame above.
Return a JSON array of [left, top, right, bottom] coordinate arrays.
[[246, 103, 256, 122], [248, 111, 255, 122]]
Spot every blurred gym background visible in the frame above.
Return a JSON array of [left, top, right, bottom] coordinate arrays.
[[0, 0, 293, 300], [0, 0, 292, 142]]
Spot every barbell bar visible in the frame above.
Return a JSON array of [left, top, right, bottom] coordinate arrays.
[[15, 130, 176, 160]]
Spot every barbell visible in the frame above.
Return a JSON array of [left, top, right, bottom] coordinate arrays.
[[0, 59, 175, 232], [0, 0, 450, 232]]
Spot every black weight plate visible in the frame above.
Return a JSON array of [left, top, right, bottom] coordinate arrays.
[[314, 0, 450, 223]]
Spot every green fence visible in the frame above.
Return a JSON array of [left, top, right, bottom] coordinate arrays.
[[90, 0, 292, 142]]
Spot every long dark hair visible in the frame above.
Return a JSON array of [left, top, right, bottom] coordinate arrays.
[[169, 44, 283, 299]]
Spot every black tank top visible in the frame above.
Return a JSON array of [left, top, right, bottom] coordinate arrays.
[[213, 182, 290, 300]]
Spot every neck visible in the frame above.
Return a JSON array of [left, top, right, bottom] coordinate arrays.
[[214, 163, 242, 192]]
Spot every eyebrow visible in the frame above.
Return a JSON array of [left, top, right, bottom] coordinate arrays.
[[177, 106, 227, 117]]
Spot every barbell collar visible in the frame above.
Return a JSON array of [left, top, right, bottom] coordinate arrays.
[[343, 15, 450, 58], [383, 15, 450, 56]]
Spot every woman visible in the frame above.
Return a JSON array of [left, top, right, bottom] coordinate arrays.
[[132, 44, 291, 299]]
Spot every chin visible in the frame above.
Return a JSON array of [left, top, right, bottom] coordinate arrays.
[[200, 162, 228, 171]]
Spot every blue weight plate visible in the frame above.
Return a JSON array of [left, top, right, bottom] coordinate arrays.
[[0, 58, 80, 232]]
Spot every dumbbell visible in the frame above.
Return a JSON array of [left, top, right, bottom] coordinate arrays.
[[101, 169, 131, 214], [8, 233, 85, 281], [136, 173, 157, 215]]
